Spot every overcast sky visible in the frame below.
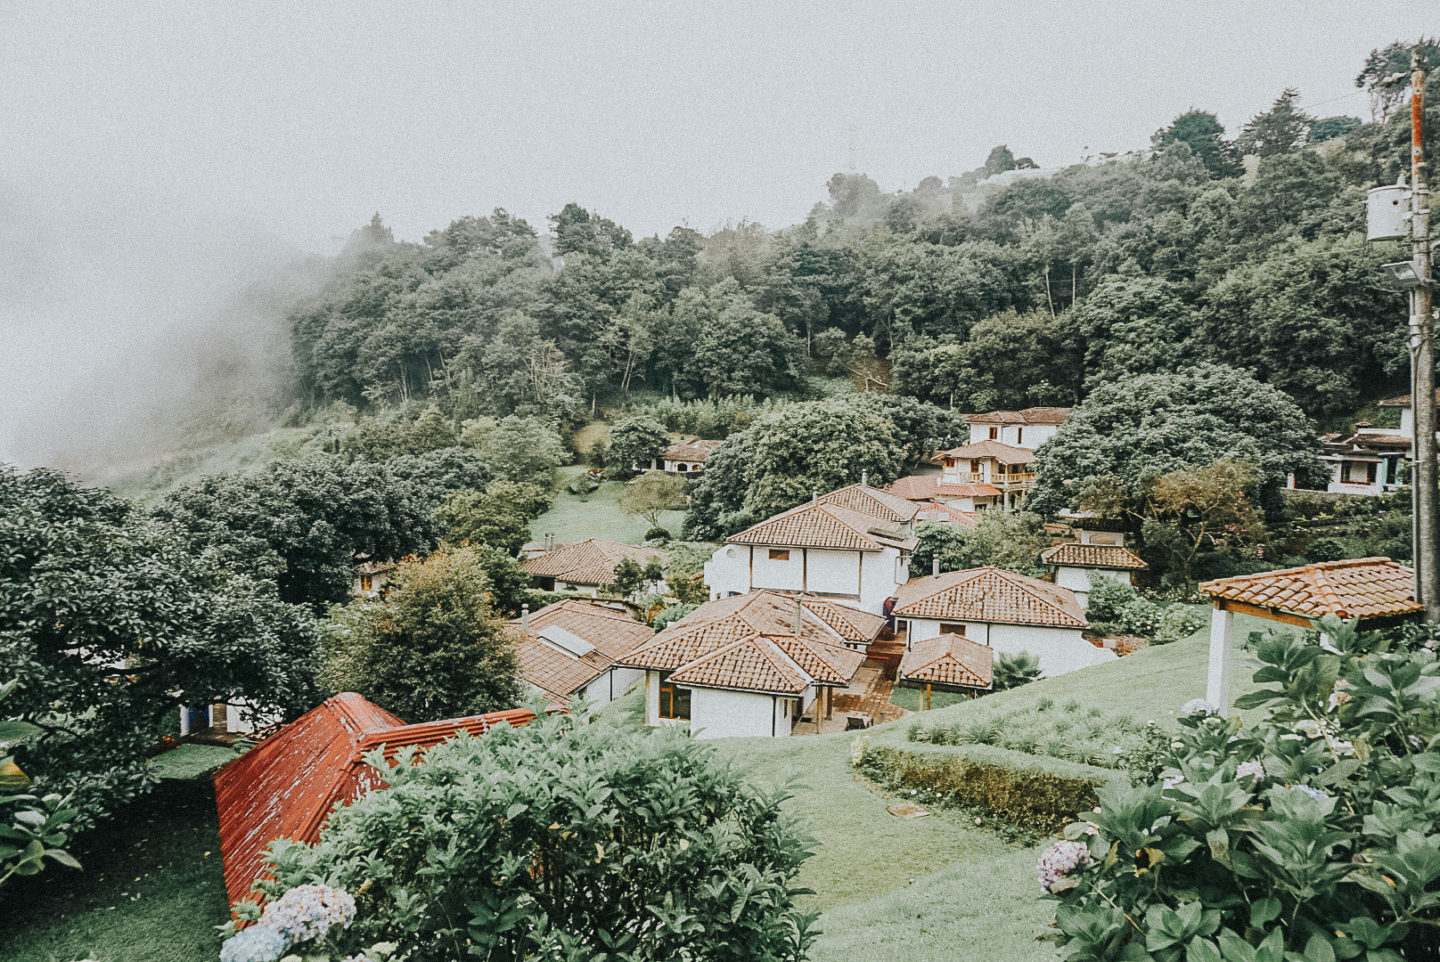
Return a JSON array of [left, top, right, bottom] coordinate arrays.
[[0, 1, 1430, 468]]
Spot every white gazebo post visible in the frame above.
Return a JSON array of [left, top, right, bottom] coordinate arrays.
[[1204, 603, 1234, 715]]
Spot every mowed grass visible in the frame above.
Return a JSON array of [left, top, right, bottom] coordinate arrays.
[[0, 780, 230, 962], [530, 465, 687, 545]]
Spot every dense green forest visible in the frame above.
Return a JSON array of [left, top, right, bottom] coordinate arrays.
[[283, 45, 1434, 436]]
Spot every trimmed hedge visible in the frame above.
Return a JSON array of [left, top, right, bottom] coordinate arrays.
[[856, 740, 1116, 833]]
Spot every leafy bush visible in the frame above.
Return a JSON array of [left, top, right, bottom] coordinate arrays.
[[1152, 604, 1206, 645], [856, 740, 1110, 833], [1086, 579, 1200, 644], [256, 711, 817, 961], [1046, 615, 1440, 960], [645, 525, 672, 542], [993, 651, 1043, 690]]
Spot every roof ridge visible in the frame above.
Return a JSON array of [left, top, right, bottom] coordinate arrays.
[[1304, 563, 1345, 616]]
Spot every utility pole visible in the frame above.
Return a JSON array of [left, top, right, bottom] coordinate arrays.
[[1410, 45, 1439, 620]]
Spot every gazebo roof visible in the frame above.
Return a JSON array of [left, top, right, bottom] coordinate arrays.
[[1199, 557, 1421, 625], [898, 633, 993, 690]]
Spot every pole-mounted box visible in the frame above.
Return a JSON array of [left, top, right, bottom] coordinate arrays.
[[1368, 184, 1410, 240]]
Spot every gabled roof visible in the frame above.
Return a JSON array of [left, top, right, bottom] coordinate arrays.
[[504, 599, 653, 700], [662, 438, 723, 462], [817, 483, 921, 523], [1199, 558, 1421, 621], [667, 634, 811, 694], [520, 539, 666, 587], [899, 633, 993, 689], [215, 694, 534, 908], [915, 502, 981, 527], [726, 500, 917, 552], [885, 474, 1002, 502], [893, 567, 1088, 629], [619, 591, 866, 692], [967, 407, 1073, 425], [793, 595, 887, 643], [1379, 390, 1440, 408], [1040, 542, 1148, 571], [932, 440, 1036, 465]]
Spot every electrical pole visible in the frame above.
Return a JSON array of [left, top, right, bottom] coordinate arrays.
[[1410, 45, 1440, 620]]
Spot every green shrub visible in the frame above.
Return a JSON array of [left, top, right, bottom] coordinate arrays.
[[257, 711, 817, 961], [644, 525, 672, 542], [1047, 615, 1440, 960], [856, 741, 1110, 833], [1152, 603, 1206, 644]]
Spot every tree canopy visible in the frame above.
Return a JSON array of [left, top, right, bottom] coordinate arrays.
[[1, 466, 320, 833], [1026, 365, 1324, 517]]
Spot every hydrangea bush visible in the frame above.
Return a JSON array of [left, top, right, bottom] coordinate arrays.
[[1045, 615, 1440, 960]]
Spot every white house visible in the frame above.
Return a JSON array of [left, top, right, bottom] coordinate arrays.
[[1287, 392, 1436, 497], [704, 483, 919, 614], [520, 538, 667, 596], [892, 566, 1114, 677], [179, 699, 282, 738], [646, 438, 723, 474], [1039, 542, 1148, 606], [966, 407, 1072, 448], [930, 440, 1039, 510], [504, 598, 653, 714], [618, 591, 868, 739]]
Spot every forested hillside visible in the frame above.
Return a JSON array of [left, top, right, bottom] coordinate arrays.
[[283, 45, 1434, 437]]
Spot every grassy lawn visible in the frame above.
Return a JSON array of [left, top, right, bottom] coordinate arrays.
[[530, 465, 687, 545], [0, 780, 230, 962]]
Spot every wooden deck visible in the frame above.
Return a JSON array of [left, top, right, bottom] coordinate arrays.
[[791, 651, 911, 736]]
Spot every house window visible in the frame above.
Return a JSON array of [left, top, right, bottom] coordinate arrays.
[[768, 548, 790, 561], [939, 622, 967, 636], [988, 426, 998, 440], [658, 675, 691, 720], [359, 574, 373, 592], [677, 463, 688, 472], [970, 460, 982, 473], [1016, 428, 1023, 444]]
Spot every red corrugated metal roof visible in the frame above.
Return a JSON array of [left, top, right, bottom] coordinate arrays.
[[214, 693, 535, 910]]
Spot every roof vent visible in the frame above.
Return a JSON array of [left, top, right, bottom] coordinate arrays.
[[538, 626, 596, 658]]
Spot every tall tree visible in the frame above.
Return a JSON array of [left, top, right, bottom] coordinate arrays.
[[1152, 109, 1238, 178], [2, 467, 320, 834], [1233, 88, 1314, 157], [319, 544, 523, 720]]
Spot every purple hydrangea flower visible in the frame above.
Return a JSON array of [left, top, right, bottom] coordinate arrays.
[[259, 883, 357, 945], [1037, 840, 1092, 893]]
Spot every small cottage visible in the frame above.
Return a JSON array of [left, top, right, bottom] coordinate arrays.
[[647, 438, 723, 474], [898, 632, 994, 709], [704, 484, 919, 614], [504, 598, 653, 713], [1039, 542, 1148, 605], [892, 566, 1112, 677], [520, 538, 667, 596], [618, 591, 872, 739]]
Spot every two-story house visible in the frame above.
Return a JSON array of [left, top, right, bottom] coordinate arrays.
[[966, 407, 1072, 448], [703, 483, 919, 614], [1289, 392, 1439, 497], [930, 439, 1038, 510]]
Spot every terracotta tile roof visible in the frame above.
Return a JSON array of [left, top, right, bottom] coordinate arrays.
[[915, 502, 980, 527], [503, 599, 653, 699], [1379, 390, 1440, 407], [893, 567, 1088, 629], [662, 438, 723, 462], [667, 634, 810, 694], [932, 440, 1036, 465], [619, 591, 867, 691], [793, 595, 887, 643], [214, 694, 534, 909], [1199, 557, 1421, 621], [1040, 542, 1148, 571], [967, 407, 1073, 425], [817, 483, 921, 523], [899, 633, 994, 689], [727, 500, 917, 552], [520, 539, 666, 587], [884, 474, 1003, 502]]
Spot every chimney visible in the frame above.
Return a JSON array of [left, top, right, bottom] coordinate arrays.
[[812, 488, 818, 504], [521, 604, 530, 633], [794, 595, 804, 635], [861, 469, 868, 487], [932, 557, 940, 577]]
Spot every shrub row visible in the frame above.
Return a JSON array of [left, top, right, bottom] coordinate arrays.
[[855, 740, 1115, 833]]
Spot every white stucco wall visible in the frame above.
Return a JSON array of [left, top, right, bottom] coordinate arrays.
[[906, 618, 1114, 678], [690, 688, 794, 740], [968, 422, 1059, 447], [178, 698, 280, 736], [642, 670, 689, 728], [704, 544, 905, 613]]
